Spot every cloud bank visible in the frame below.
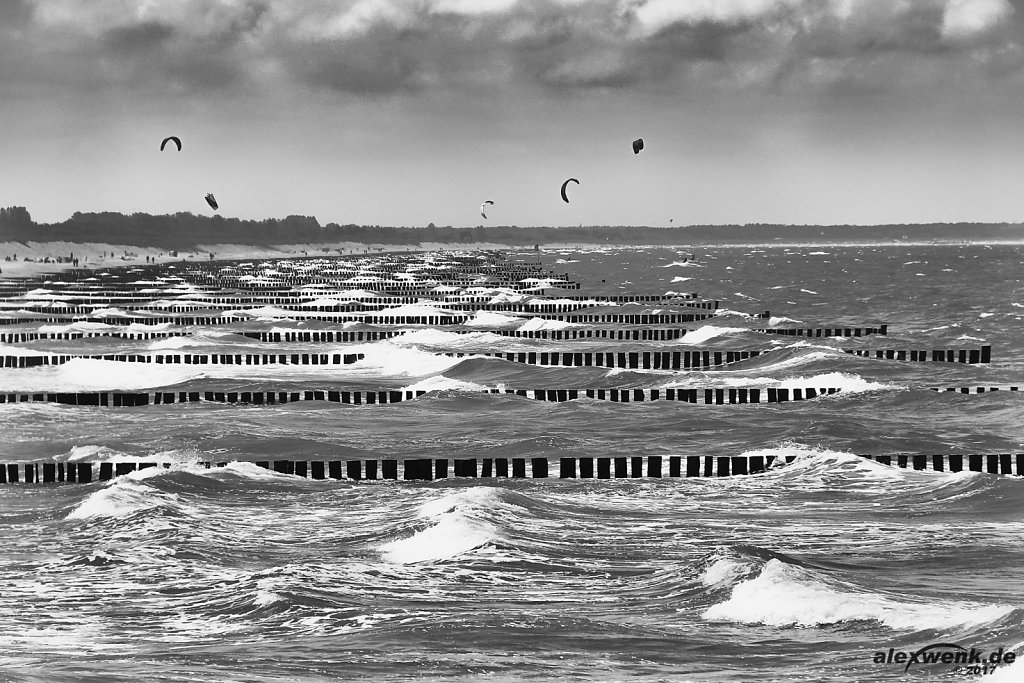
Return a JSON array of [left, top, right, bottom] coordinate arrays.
[[4, 0, 1020, 99]]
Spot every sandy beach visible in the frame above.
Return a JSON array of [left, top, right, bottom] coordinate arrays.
[[0, 240, 517, 279]]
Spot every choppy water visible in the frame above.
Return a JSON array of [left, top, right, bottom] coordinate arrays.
[[1, 243, 1023, 682]]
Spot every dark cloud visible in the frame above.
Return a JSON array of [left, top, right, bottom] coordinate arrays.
[[6, 0, 1021, 99], [0, 0, 34, 26], [282, 26, 427, 95], [104, 21, 175, 54]]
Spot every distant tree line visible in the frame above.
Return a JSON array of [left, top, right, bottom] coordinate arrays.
[[0, 207, 1021, 248]]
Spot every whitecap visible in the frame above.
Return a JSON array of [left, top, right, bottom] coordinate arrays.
[[702, 559, 1011, 629]]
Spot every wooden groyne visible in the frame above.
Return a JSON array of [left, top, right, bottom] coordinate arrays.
[[3, 453, 1022, 484]]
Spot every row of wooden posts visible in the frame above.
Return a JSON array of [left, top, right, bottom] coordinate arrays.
[[4, 452, 1023, 484]]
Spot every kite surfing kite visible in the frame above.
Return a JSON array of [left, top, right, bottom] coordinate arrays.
[[480, 200, 494, 219], [560, 178, 579, 204], [160, 136, 182, 152], [632, 138, 644, 154], [205, 193, 219, 210]]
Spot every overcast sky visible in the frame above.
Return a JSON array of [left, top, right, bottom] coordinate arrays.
[[4, 0, 1024, 227]]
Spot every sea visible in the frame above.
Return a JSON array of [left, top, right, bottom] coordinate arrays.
[[0, 242, 1022, 682]]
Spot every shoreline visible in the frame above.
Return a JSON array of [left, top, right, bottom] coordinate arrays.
[[2, 238, 1022, 279]]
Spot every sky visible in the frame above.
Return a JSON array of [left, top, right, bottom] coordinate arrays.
[[4, 0, 1024, 228]]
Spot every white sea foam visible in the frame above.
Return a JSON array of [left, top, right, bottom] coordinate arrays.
[[702, 559, 1011, 629], [38, 321, 117, 333], [400, 375, 489, 393], [66, 476, 180, 520], [775, 371, 893, 394], [348, 345, 463, 377], [737, 443, 902, 479], [125, 322, 173, 332], [670, 276, 692, 282], [0, 343, 51, 357], [713, 309, 754, 319], [147, 336, 206, 350], [517, 317, 581, 331], [377, 303, 456, 317], [767, 316, 803, 325], [700, 557, 750, 586], [465, 311, 522, 328], [389, 329, 505, 347], [209, 461, 302, 482], [380, 516, 497, 564], [253, 590, 284, 607], [298, 297, 346, 307], [224, 305, 294, 318], [88, 308, 129, 317], [268, 322, 362, 333], [0, 359, 209, 392], [673, 325, 748, 345], [488, 292, 527, 304], [720, 349, 842, 373], [56, 445, 134, 462], [660, 371, 894, 394], [380, 488, 514, 564], [986, 642, 1024, 682]]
